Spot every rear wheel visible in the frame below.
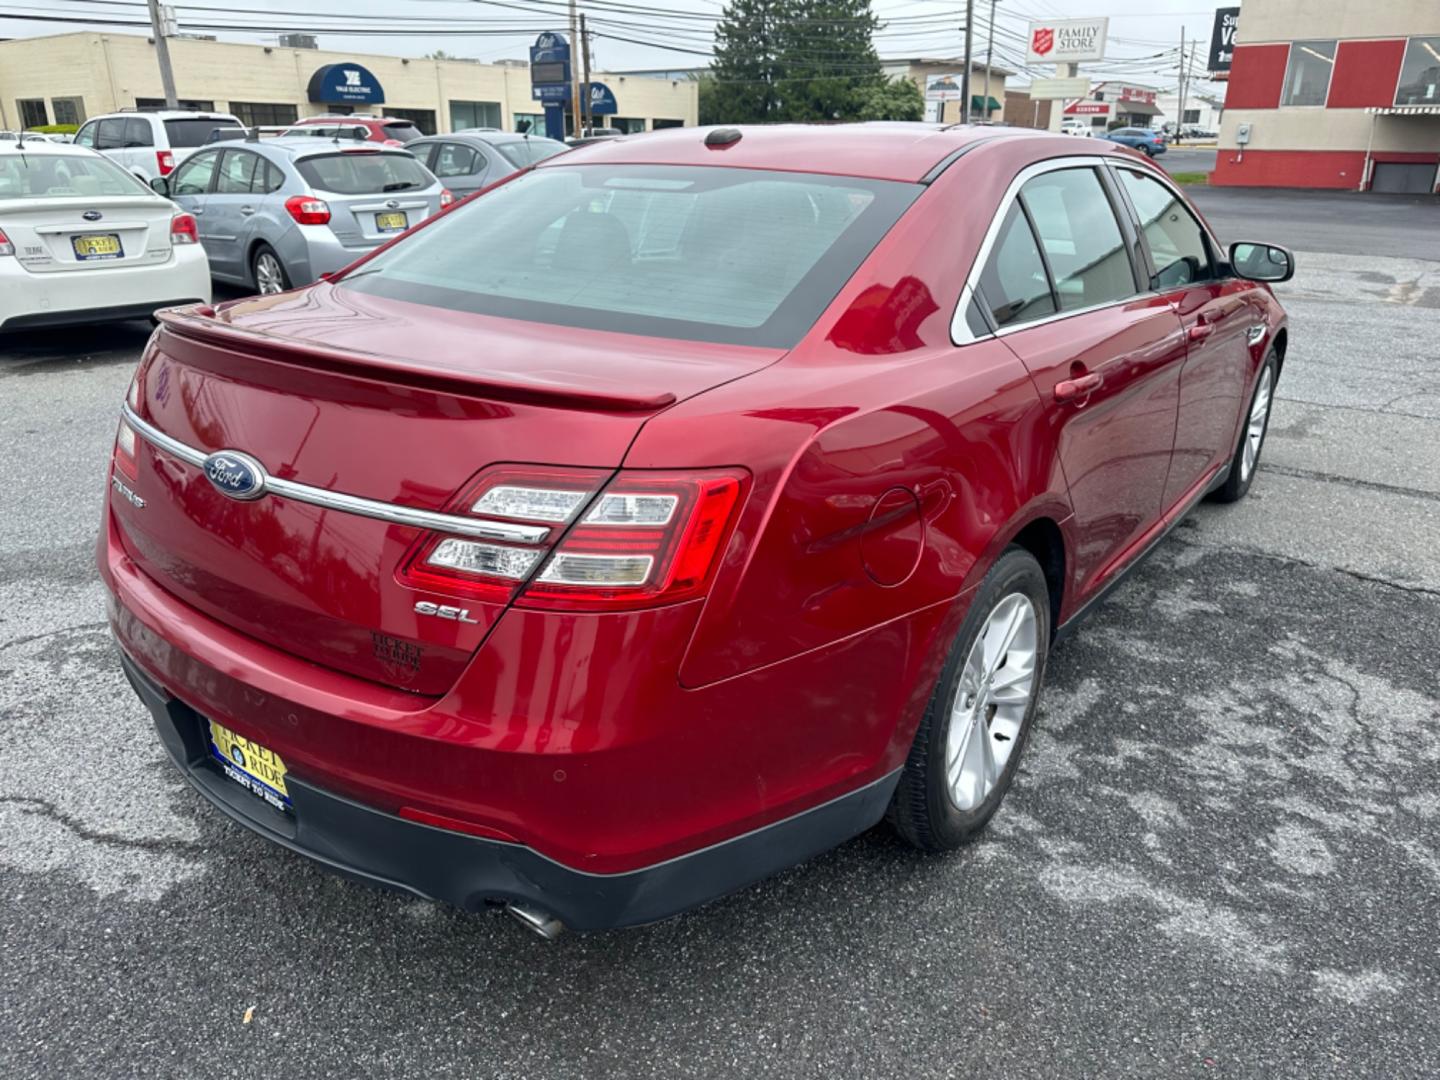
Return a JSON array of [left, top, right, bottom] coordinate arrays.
[[251, 244, 290, 296], [890, 547, 1051, 850], [1210, 351, 1277, 504]]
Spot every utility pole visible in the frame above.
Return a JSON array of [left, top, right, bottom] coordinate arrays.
[[1176, 26, 1188, 146], [568, 0, 582, 139], [981, 0, 997, 123], [959, 0, 974, 124], [146, 0, 178, 109], [580, 12, 592, 136]]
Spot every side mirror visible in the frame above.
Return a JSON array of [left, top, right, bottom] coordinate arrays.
[[1230, 241, 1294, 284], [149, 175, 171, 197]]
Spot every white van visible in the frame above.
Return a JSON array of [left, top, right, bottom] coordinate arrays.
[[74, 111, 244, 183]]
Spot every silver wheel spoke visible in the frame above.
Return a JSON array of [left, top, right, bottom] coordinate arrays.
[[1240, 368, 1272, 482]]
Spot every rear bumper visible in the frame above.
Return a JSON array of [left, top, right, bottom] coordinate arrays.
[[121, 651, 898, 930], [0, 249, 212, 331]]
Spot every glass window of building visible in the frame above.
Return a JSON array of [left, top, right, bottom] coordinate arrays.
[[1395, 37, 1440, 107], [450, 101, 501, 131], [17, 99, 47, 128], [1280, 40, 1337, 107], [51, 97, 85, 126], [384, 108, 436, 136], [230, 102, 299, 127]]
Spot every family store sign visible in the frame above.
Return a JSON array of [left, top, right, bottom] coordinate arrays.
[[1026, 18, 1110, 65]]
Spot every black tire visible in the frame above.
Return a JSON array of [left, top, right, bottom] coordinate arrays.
[[1209, 350, 1278, 504], [1140, 146, 1154, 158], [890, 547, 1051, 851], [251, 243, 291, 296]]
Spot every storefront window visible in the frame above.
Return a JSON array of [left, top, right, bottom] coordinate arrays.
[[17, 98, 47, 128], [136, 97, 216, 112], [1280, 40, 1336, 107], [384, 108, 436, 136], [1395, 37, 1440, 107], [450, 100, 501, 131], [50, 97, 85, 126], [513, 113, 548, 138], [230, 102, 299, 127]]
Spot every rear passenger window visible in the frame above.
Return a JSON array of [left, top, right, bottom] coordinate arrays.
[[433, 143, 481, 178], [215, 150, 259, 194], [124, 117, 154, 148], [95, 119, 124, 151], [1019, 168, 1135, 312], [978, 202, 1056, 328], [1116, 168, 1213, 289]]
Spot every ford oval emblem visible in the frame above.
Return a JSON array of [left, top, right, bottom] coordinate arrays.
[[202, 450, 267, 501], [82, 209, 103, 221]]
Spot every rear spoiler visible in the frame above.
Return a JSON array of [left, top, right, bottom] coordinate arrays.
[[155, 306, 677, 414]]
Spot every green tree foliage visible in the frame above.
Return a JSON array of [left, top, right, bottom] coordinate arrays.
[[857, 76, 925, 122], [708, 0, 888, 124]]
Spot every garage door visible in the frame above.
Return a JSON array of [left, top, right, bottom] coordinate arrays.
[[1371, 162, 1438, 194]]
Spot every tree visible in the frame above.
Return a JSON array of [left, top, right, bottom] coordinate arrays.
[[857, 75, 925, 122], [708, 0, 787, 124]]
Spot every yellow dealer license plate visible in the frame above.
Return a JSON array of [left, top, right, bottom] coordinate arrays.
[[208, 719, 291, 812], [72, 233, 123, 260], [375, 211, 408, 233]]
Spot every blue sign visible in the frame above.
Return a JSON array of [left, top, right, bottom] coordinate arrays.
[[530, 30, 571, 98], [307, 63, 385, 105], [586, 81, 618, 116]]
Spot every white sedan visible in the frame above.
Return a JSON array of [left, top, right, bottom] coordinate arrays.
[[0, 139, 211, 332]]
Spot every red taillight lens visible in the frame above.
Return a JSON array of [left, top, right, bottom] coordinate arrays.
[[156, 150, 175, 176], [284, 195, 331, 225], [169, 212, 199, 245], [440, 188, 455, 208], [0, 228, 12, 257], [396, 466, 749, 612], [113, 374, 142, 476]]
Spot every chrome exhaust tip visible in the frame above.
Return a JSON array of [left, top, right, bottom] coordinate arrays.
[[506, 902, 565, 941]]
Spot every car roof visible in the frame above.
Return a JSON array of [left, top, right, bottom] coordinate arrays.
[[240, 136, 418, 158], [551, 123, 1056, 183], [0, 139, 110, 157], [89, 110, 240, 121], [412, 131, 558, 146]]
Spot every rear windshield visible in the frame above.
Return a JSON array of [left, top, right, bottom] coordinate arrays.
[[382, 123, 422, 144], [0, 153, 149, 198], [294, 152, 432, 194], [340, 165, 918, 348], [496, 137, 568, 168], [164, 118, 243, 147]]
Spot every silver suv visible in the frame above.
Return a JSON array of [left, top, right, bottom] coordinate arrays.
[[152, 135, 451, 294]]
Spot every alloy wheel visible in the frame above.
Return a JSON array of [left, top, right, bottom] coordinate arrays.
[[256, 253, 285, 295], [945, 592, 1039, 811], [1240, 367, 1273, 483]]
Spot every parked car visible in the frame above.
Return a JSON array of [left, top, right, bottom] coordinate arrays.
[[406, 131, 569, 197], [1101, 126, 1168, 157], [101, 125, 1292, 934], [0, 140, 209, 331], [1060, 120, 1094, 137], [280, 115, 424, 146], [151, 135, 451, 294], [565, 128, 626, 148], [74, 110, 245, 182]]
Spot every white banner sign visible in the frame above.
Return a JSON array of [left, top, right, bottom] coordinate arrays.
[[924, 73, 965, 101], [1029, 77, 1090, 101], [1026, 18, 1109, 64]]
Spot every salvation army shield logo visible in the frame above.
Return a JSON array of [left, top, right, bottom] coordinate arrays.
[[1032, 27, 1054, 56]]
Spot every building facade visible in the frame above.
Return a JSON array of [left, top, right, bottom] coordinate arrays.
[[881, 59, 1010, 124], [1215, 0, 1440, 192], [0, 32, 697, 137]]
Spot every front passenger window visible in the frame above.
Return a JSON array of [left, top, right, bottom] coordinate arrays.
[[171, 151, 218, 196], [1019, 168, 1136, 312], [1116, 168, 1213, 289]]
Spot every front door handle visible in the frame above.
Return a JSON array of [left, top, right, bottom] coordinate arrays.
[[1055, 372, 1103, 402], [239, 206, 256, 215], [1188, 323, 1215, 343]]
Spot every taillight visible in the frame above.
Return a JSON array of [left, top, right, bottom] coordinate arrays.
[[113, 375, 141, 476], [0, 228, 12, 257], [156, 150, 175, 176], [396, 466, 748, 611], [440, 188, 455, 208], [170, 212, 199, 245], [284, 195, 331, 225]]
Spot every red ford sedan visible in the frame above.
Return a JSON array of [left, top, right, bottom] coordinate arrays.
[[100, 124, 1292, 935]]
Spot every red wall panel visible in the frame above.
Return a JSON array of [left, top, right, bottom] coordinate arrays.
[[1328, 39, 1407, 108], [1225, 43, 1291, 109], [1211, 149, 1440, 190]]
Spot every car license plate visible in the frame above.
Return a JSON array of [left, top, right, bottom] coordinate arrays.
[[375, 211, 408, 233], [207, 719, 291, 812], [71, 233, 123, 260]]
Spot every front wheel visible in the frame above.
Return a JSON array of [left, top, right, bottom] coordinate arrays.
[[251, 244, 290, 296], [1210, 351, 1277, 503], [890, 547, 1051, 851]]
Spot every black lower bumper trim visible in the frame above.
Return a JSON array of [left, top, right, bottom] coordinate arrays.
[[2, 299, 206, 332], [120, 652, 900, 931]]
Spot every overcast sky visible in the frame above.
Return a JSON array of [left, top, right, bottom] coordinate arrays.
[[0, 0, 1227, 96]]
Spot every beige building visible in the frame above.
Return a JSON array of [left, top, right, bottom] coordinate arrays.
[[0, 31, 697, 138], [1215, 0, 1439, 192], [882, 58, 1010, 124]]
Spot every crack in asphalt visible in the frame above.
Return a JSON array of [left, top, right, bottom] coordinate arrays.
[[1259, 463, 1440, 503], [0, 620, 109, 652], [1170, 537, 1440, 600], [0, 796, 203, 856]]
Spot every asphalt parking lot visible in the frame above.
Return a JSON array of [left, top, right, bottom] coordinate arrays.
[[3, 192, 1439, 1079]]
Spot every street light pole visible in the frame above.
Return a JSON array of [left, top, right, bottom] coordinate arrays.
[[568, 0, 582, 138], [1176, 26, 1188, 146], [146, 0, 178, 109], [982, 0, 997, 123], [959, 0, 974, 124]]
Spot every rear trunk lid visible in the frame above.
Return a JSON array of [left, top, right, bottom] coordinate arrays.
[[293, 149, 441, 249], [114, 285, 781, 694], [4, 194, 177, 273]]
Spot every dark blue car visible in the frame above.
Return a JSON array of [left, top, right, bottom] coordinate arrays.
[[1101, 127, 1168, 157]]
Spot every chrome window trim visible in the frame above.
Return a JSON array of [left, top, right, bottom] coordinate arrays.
[[950, 155, 1150, 344], [120, 404, 550, 544]]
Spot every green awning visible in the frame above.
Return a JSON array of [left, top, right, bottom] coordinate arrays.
[[971, 95, 1002, 112]]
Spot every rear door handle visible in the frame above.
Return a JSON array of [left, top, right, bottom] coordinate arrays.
[[240, 206, 256, 215], [1055, 372, 1103, 402], [1188, 323, 1215, 343]]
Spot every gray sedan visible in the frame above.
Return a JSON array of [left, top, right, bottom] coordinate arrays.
[[151, 136, 449, 294], [405, 131, 569, 198]]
